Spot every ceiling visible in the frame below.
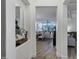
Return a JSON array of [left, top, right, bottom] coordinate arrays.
[[36, 6, 57, 22]]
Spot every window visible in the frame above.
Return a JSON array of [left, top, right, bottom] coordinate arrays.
[[37, 20, 55, 32]]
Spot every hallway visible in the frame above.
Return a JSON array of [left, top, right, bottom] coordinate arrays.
[[32, 39, 76, 59], [1, 0, 77, 59]]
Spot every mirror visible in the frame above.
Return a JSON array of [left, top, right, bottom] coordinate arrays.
[[15, 0, 30, 47], [15, 6, 20, 26], [15, 5, 28, 47], [15, 6, 21, 39], [15, 6, 24, 29]]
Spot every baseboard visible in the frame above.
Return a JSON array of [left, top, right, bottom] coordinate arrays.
[[61, 57, 68, 59]]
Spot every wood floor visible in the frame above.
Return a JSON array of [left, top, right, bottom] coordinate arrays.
[[32, 39, 76, 59]]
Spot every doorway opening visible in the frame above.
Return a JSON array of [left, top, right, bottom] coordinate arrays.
[[35, 6, 57, 59]]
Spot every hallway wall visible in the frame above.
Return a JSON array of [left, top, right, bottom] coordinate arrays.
[[5, 0, 32, 59], [6, 0, 16, 59], [68, 10, 77, 32], [16, 0, 33, 59], [56, 3, 68, 58]]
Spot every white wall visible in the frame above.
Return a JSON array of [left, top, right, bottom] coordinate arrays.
[[16, 40, 33, 59], [56, 3, 68, 59], [36, 6, 57, 23], [16, 0, 34, 59], [5, 0, 33, 59], [29, 5, 37, 57], [68, 10, 77, 32], [6, 0, 16, 59]]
